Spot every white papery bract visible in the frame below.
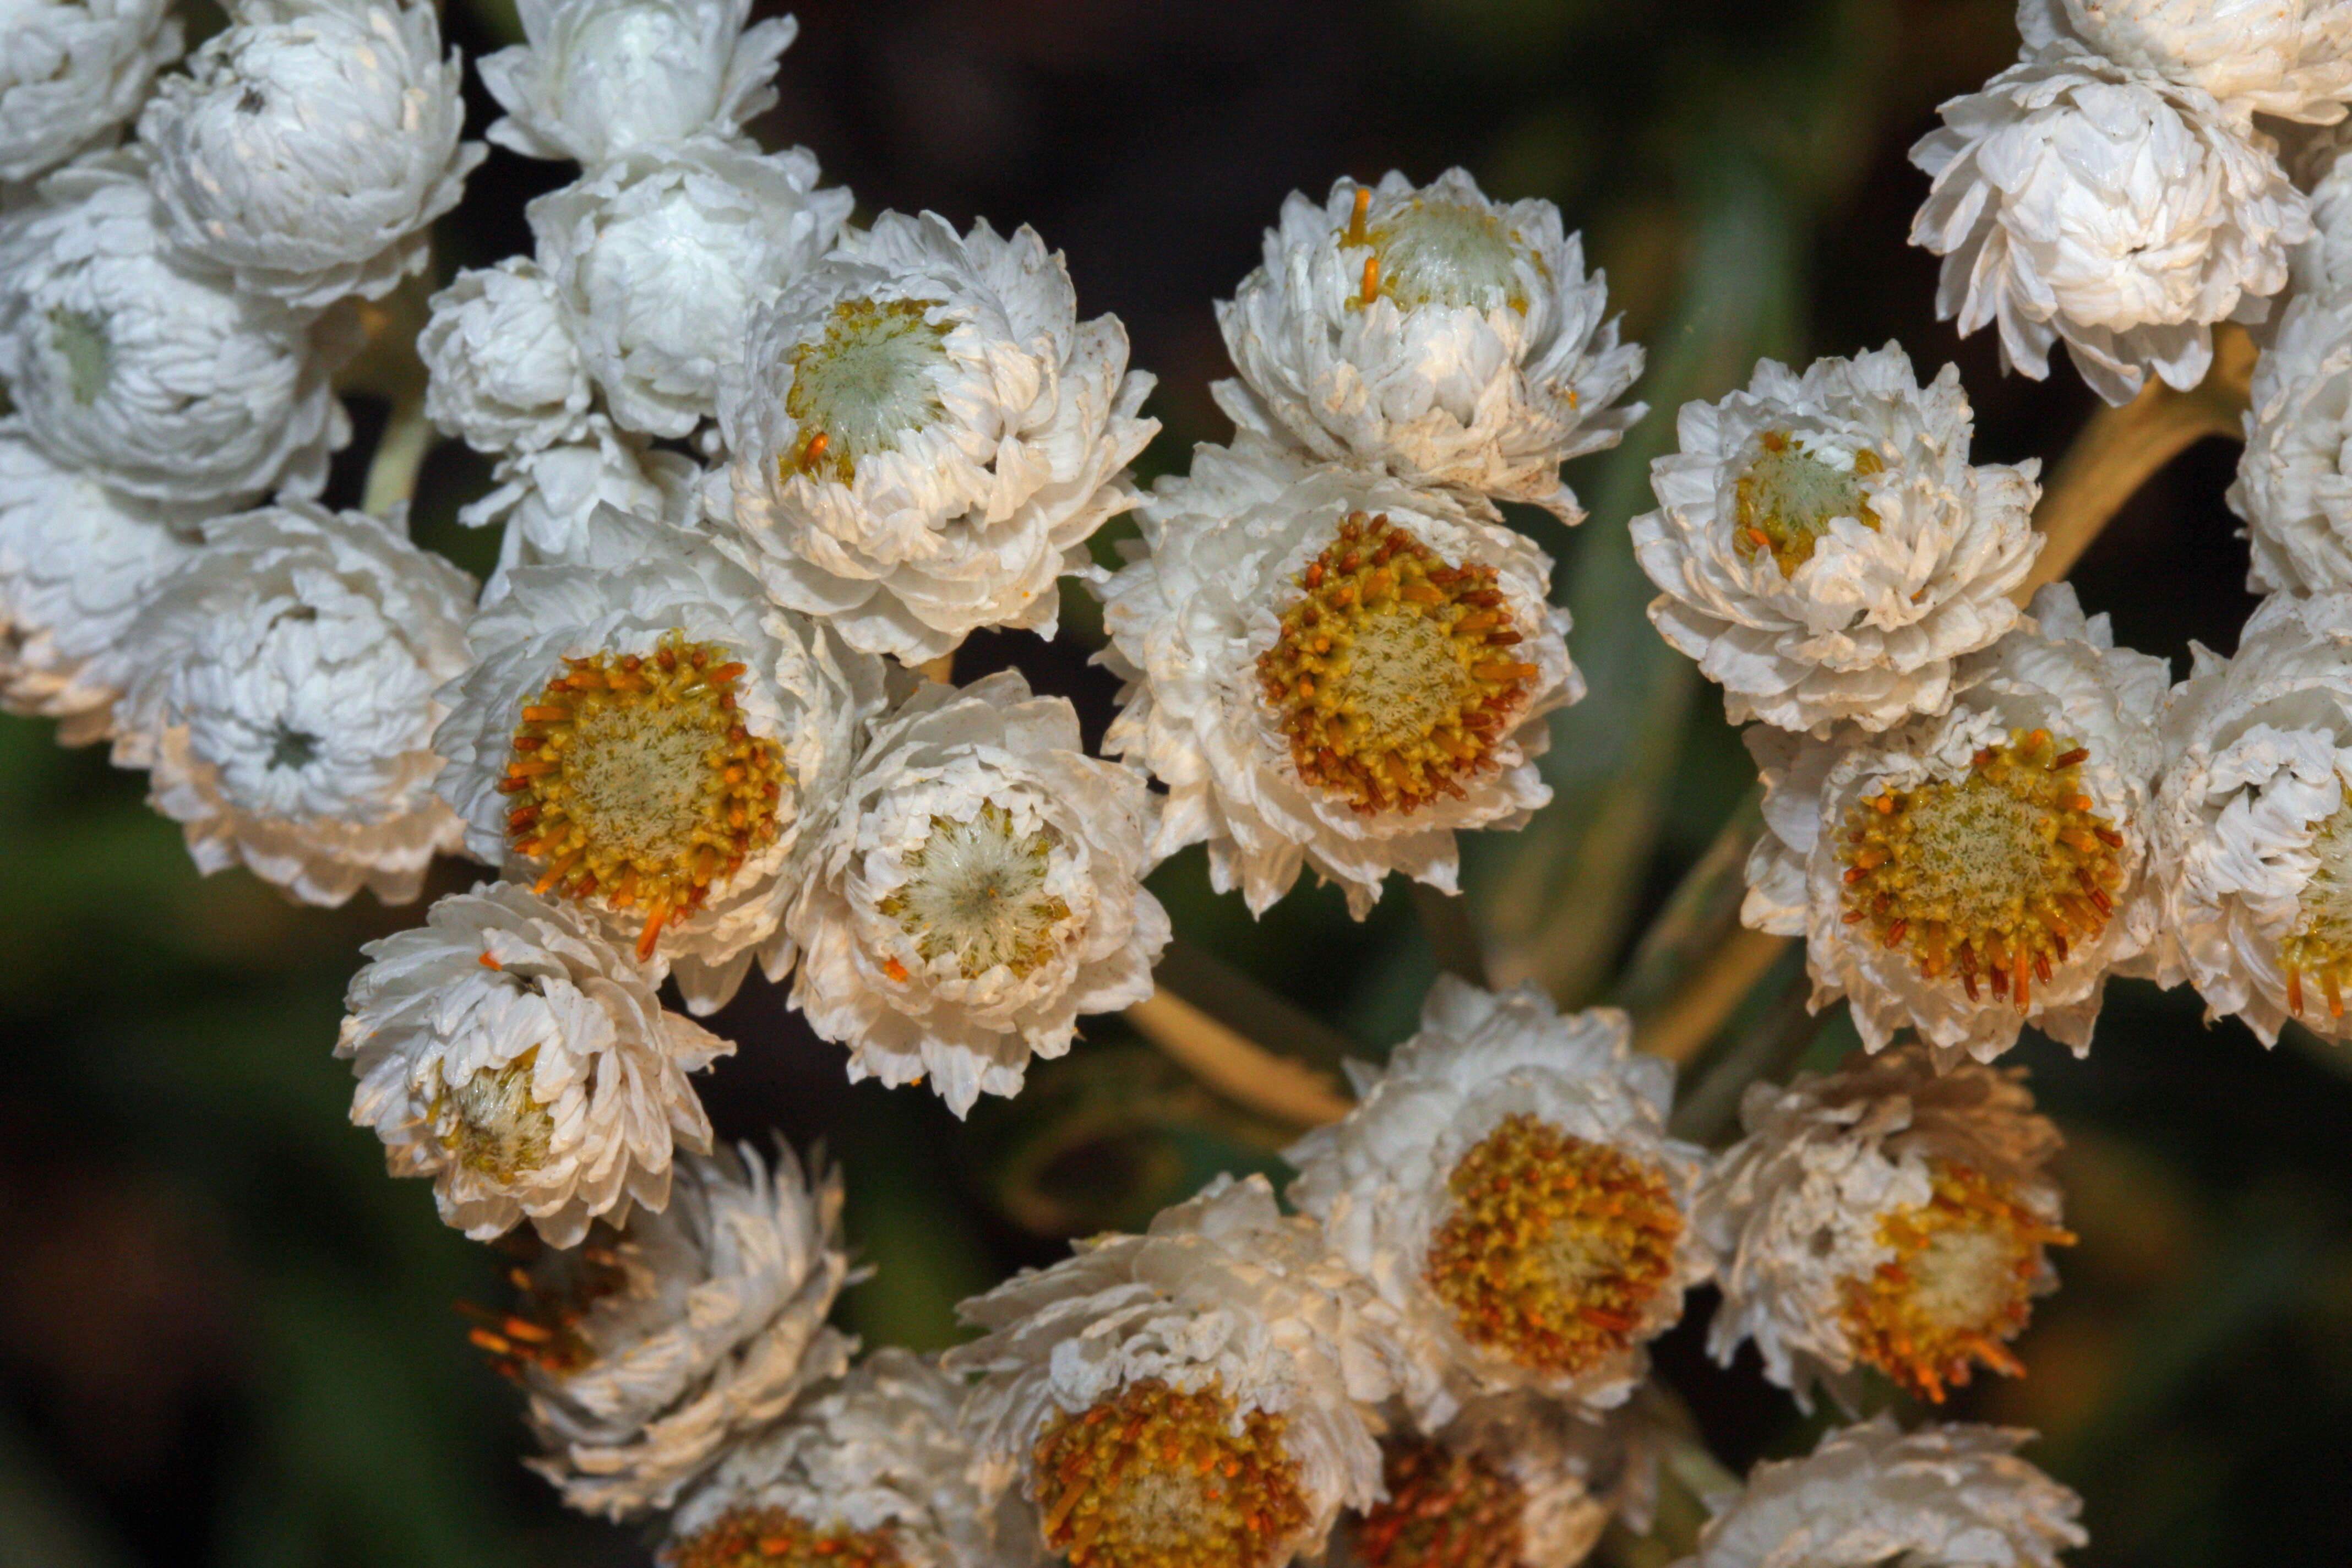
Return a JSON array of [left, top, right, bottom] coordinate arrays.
[[480, 0, 796, 167], [1910, 45, 2309, 406], [0, 422, 205, 744], [2291, 123, 2352, 300], [1676, 1416, 2083, 1568], [137, 0, 482, 310], [2147, 591, 2352, 1042], [111, 501, 475, 906], [1632, 344, 2041, 736], [949, 1174, 1411, 1568], [663, 1348, 1025, 1568], [2018, 0, 2352, 124], [786, 670, 1168, 1118], [458, 429, 703, 600], [2231, 294, 2352, 594], [1098, 440, 1578, 918], [432, 507, 889, 1012], [1213, 167, 1644, 521], [422, 258, 597, 457], [0, 154, 346, 504], [1745, 585, 2167, 1063], [532, 137, 851, 440], [0, 0, 180, 183], [520, 1141, 857, 1519], [714, 210, 1157, 664], [1285, 977, 1708, 1423], [336, 880, 730, 1245], [1696, 1046, 2067, 1411]]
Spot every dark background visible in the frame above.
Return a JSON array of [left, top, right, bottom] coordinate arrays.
[[4, 0, 2348, 1563]]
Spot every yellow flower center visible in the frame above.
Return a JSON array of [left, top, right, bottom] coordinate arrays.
[[1838, 728, 2126, 1010], [1348, 1436, 1524, 1568], [462, 1230, 629, 1381], [1837, 1161, 2073, 1403], [1031, 1379, 1309, 1568], [2280, 792, 2352, 1022], [874, 802, 1072, 981], [500, 631, 788, 961], [433, 1048, 554, 1182], [1423, 1114, 1685, 1378], [664, 1508, 904, 1568], [1257, 510, 1538, 818], [1733, 429, 1884, 577], [782, 296, 954, 482], [1344, 188, 1543, 313]]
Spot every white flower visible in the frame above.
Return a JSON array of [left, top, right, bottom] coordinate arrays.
[[513, 1141, 857, 1519], [2289, 122, 2352, 299], [421, 258, 597, 457], [0, 154, 346, 504], [532, 137, 851, 439], [948, 1174, 1411, 1568], [1745, 585, 2168, 1063], [1632, 345, 2042, 736], [2018, 0, 2352, 124], [2146, 591, 2352, 1042], [2229, 293, 2352, 594], [1285, 977, 1708, 1422], [480, 0, 796, 167], [432, 505, 889, 1012], [1910, 44, 2309, 405], [663, 1349, 1026, 1568], [110, 501, 475, 906], [0, 422, 205, 745], [0, 0, 181, 183], [1098, 440, 1579, 918], [457, 428, 704, 601], [1696, 1044, 2071, 1411], [1214, 167, 1644, 521], [336, 880, 731, 1245], [1676, 1416, 2084, 1568], [784, 669, 1168, 1118], [714, 210, 1157, 665]]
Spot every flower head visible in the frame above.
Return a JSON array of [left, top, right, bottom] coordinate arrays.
[[337, 880, 731, 1245], [1633, 344, 2042, 736], [1214, 168, 1644, 520], [786, 669, 1169, 1118], [458, 429, 704, 601], [2018, 0, 2352, 124], [0, 0, 181, 183], [1746, 585, 2166, 1062], [2290, 122, 2352, 301], [2230, 293, 2352, 595], [714, 210, 1157, 664], [422, 258, 597, 457], [1286, 977, 1708, 1422], [111, 500, 475, 906], [1098, 440, 1578, 918]]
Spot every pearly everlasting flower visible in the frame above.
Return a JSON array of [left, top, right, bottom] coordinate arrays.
[[2290, 123, 2352, 299], [1632, 344, 2042, 736], [137, 0, 483, 310], [111, 501, 475, 906], [714, 210, 1157, 664], [458, 429, 703, 599], [1098, 440, 1578, 918], [0, 423, 205, 744], [532, 138, 851, 440], [2018, 0, 2352, 124], [2229, 293, 2352, 594], [1677, 1416, 2083, 1568], [0, 154, 346, 504], [1745, 585, 2167, 1063], [421, 258, 597, 457], [1696, 1045, 2071, 1410], [785, 670, 1168, 1118], [949, 1174, 1411, 1568], [663, 1348, 1030, 1568], [2146, 591, 2352, 1042], [480, 0, 796, 167], [1213, 167, 1644, 521], [1910, 45, 2309, 405], [336, 880, 731, 1245], [432, 506, 889, 1012], [507, 1141, 857, 1518], [0, 0, 181, 183], [1285, 977, 1709, 1422]]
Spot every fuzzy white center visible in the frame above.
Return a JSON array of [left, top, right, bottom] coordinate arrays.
[[786, 297, 954, 477], [879, 804, 1070, 979], [437, 1052, 554, 1181], [1366, 198, 1536, 312], [1908, 1223, 2016, 1333]]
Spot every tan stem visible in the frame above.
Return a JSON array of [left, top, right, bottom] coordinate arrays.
[[1124, 989, 1351, 1129], [917, 652, 956, 684], [362, 396, 434, 519], [1634, 927, 1790, 1066]]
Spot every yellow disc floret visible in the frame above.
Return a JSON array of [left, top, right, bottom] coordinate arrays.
[[499, 631, 788, 961], [1257, 510, 1538, 818], [461, 1230, 629, 1382], [1837, 728, 2126, 1010], [664, 1508, 905, 1568], [1349, 1436, 1524, 1568], [1423, 1114, 1684, 1378], [2280, 793, 2352, 1022], [1733, 429, 1885, 578], [1031, 1379, 1309, 1568], [875, 802, 1072, 981], [783, 296, 954, 483], [1837, 1161, 2074, 1403]]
